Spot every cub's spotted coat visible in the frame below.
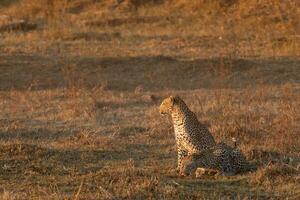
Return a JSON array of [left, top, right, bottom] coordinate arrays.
[[180, 142, 255, 176]]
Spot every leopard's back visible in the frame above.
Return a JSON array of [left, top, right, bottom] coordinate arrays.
[[171, 98, 216, 152]]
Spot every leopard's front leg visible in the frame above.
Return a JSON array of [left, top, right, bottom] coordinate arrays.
[[177, 146, 188, 170]]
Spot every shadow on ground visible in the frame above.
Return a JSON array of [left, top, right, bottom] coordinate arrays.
[[0, 128, 73, 142], [0, 142, 172, 177], [0, 54, 299, 91]]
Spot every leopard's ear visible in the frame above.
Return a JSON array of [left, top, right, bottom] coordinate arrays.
[[169, 95, 178, 104], [169, 95, 175, 103]]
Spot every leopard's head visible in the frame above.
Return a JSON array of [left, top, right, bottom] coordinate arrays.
[[159, 95, 178, 115]]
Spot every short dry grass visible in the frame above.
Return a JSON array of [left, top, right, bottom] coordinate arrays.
[[0, 0, 300, 199]]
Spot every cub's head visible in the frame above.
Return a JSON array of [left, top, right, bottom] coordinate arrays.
[[159, 95, 179, 115]]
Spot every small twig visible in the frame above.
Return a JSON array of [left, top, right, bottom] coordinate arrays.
[[74, 179, 84, 200], [171, 180, 181, 186], [98, 184, 116, 200], [282, 163, 300, 172]]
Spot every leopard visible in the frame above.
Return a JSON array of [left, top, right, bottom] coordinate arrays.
[[179, 142, 255, 177], [159, 95, 216, 169]]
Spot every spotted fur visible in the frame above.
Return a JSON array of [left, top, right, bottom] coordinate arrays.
[[159, 95, 216, 169], [180, 142, 255, 176]]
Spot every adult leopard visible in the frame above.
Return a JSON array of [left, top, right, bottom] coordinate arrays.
[[159, 95, 216, 169]]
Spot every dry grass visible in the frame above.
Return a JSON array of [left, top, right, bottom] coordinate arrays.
[[0, 0, 300, 199], [1, 0, 299, 57]]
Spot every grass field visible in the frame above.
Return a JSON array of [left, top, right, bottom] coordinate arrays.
[[0, 0, 300, 199]]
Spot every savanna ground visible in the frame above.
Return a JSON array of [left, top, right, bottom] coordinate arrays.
[[0, 0, 300, 199]]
